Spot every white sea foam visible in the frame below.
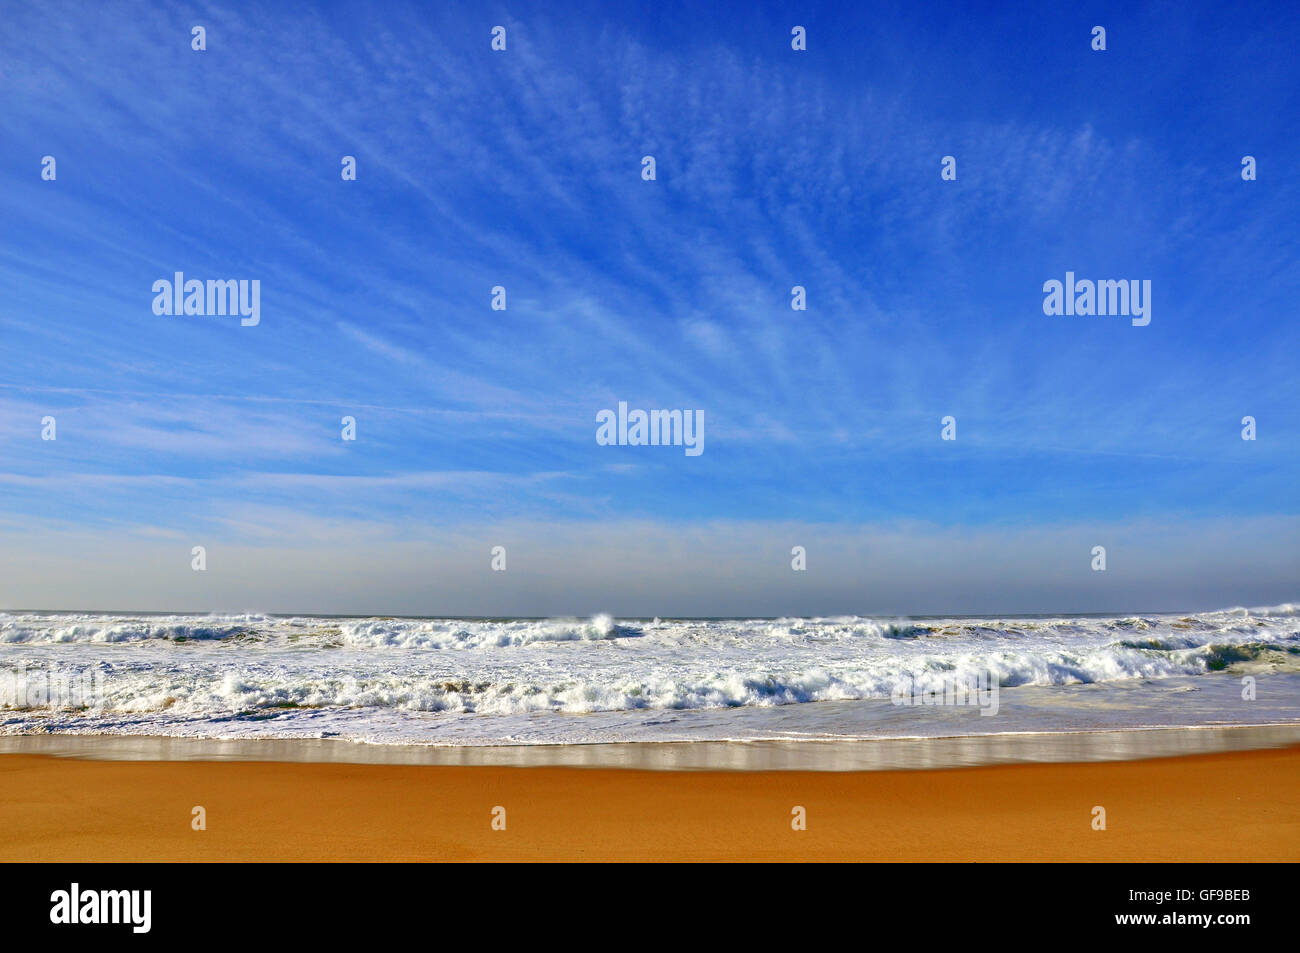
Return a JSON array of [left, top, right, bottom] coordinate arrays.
[[1, 606, 1296, 743]]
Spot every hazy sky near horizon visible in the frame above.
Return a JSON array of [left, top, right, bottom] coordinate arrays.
[[1, 1, 1297, 615]]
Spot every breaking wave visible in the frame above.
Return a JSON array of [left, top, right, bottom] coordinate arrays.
[[1, 606, 1296, 724]]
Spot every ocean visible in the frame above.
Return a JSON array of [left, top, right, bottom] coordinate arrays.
[[2, 604, 1298, 756]]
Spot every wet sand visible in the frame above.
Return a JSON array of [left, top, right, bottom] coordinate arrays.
[[2, 743, 1297, 861]]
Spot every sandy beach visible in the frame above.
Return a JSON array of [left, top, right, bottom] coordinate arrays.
[[2, 744, 1297, 862]]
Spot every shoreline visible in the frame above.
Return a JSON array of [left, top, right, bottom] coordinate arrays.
[[2, 743, 1297, 861], [2, 722, 1299, 771]]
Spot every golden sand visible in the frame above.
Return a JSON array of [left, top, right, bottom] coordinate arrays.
[[2, 745, 1296, 862]]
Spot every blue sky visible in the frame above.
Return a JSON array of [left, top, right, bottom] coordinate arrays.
[[1, 1, 1297, 614]]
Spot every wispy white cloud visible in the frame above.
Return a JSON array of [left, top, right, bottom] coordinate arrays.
[[0, 1, 1295, 611]]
